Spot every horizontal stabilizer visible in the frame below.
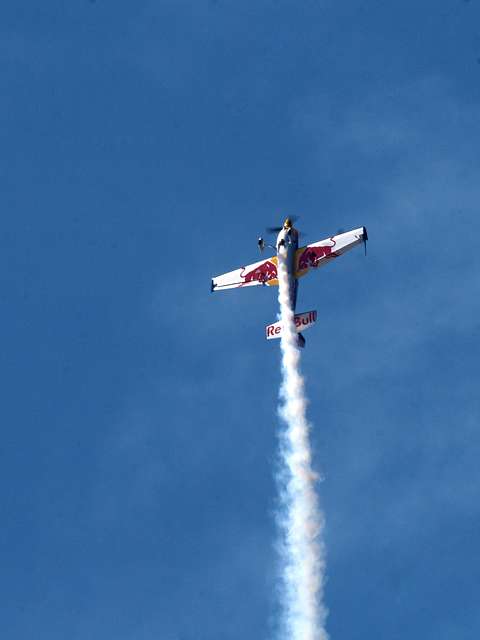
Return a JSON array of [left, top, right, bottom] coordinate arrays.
[[266, 310, 317, 340]]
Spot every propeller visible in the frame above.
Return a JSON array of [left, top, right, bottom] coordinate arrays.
[[266, 226, 283, 233], [266, 215, 300, 234]]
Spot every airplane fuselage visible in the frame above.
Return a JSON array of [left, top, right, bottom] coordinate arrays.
[[276, 226, 299, 311]]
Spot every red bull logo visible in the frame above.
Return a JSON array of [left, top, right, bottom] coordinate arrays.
[[298, 240, 336, 270], [241, 259, 277, 284], [294, 310, 317, 328], [266, 310, 317, 340]]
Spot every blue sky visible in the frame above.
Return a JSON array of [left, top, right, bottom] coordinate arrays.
[[1, 1, 480, 638]]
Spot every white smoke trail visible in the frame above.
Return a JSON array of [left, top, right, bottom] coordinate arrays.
[[276, 247, 328, 640]]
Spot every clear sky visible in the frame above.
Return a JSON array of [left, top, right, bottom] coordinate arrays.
[[2, 2, 480, 639]]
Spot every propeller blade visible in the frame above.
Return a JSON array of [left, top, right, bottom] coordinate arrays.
[[266, 216, 300, 234]]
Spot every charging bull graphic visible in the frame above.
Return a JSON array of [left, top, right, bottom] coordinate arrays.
[[240, 259, 277, 284], [297, 239, 337, 271]]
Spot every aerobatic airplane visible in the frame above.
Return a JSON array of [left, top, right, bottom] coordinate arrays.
[[211, 218, 367, 347]]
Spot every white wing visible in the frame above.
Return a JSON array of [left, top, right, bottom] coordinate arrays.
[[211, 256, 278, 291], [295, 226, 367, 277]]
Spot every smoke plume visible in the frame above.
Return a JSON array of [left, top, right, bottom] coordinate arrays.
[[276, 247, 328, 640]]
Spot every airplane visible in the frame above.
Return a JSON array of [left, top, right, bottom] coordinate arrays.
[[211, 218, 367, 347]]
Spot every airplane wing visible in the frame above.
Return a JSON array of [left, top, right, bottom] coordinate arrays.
[[295, 226, 367, 278], [211, 256, 278, 291]]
